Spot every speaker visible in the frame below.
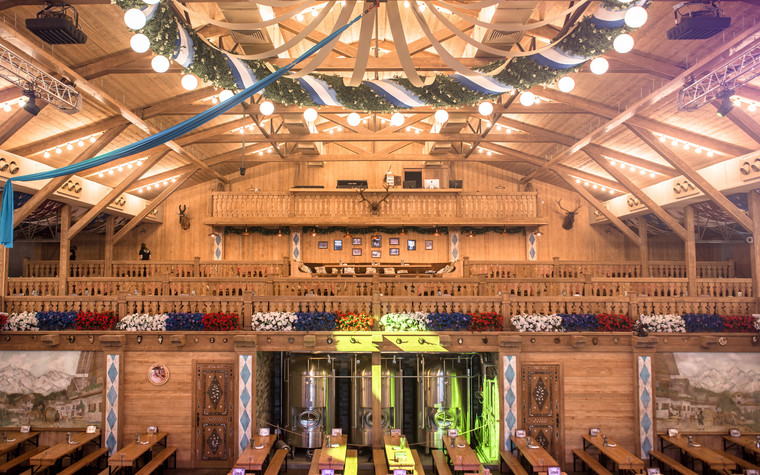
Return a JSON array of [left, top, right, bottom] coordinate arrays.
[[449, 179, 462, 189], [403, 180, 417, 189]]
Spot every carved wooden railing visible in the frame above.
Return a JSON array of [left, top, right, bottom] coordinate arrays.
[[23, 258, 289, 278]]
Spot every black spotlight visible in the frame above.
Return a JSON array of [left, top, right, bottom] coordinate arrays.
[[22, 91, 41, 116], [239, 167, 246, 176], [716, 89, 735, 118]]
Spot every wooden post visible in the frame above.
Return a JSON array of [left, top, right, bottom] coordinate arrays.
[[117, 290, 127, 319], [501, 293, 511, 329], [748, 190, 760, 300], [59, 205, 71, 296], [282, 256, 290, 277], [684, 205, 696, 297], [462, 256, 470, 277], [638, 216, 649, 278], [372, 292, 381, 318], [0, 246, 8, 311], [193, 256, 200, 277], [22, 257, 29, 277], [243, 292, 254, 329], [371, 352, 382, 449], [104, 215, 114, 277]]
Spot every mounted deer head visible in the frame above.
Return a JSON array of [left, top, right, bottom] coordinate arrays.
[[357, 183, 391, 215], [557, 199, 582, 230], [178, 205, 190, 230]]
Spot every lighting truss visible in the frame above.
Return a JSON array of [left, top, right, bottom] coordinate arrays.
[[677, 37, 760, 111], [0, 43, 80, 111]]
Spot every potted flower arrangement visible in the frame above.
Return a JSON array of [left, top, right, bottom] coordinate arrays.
[[117, 313, 168, 331], [596, 313, 635, 332], [510, 314, 564, 332], [293, 312, 337, 331], [468, 312, 503, 331], [2, 312, 38, 331], [638, 314, 685, 333], [682, 313, 723, 333], [336, 312, 374, 331], [36, 311, 78, 330], [559, 313, 598, 332], [202, 312, 240, 331], [76, 311, 118, 331], [380, 312, 429, 332], [0, 313, 7, 330], [165, 312, 204, 331], [427, 312, 470, 331], [720, 314, 755, 333], [251, 312, 297, 331]]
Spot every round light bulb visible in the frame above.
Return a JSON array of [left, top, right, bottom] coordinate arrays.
[[124, 8, 147, 29], [303, 107, 318, 122], [590, 57, 609, 75], [613, 34, 634, 54], [624, 6, 648, 29], [259, 100, 274, 116], [89, 136, 96, 143], [749, 103, 757, 112], [143, 0, 159, 4], [2, 104, 10, 112], [181, 74, 198, 91], [130, 33, 150, 53], [311, 8, 318, 16], [390, 112, 404, 127], [296, 13, 304, 21], [66, 144, 73, 151], [219, 89, 234, 102], [44, 151, 51, 158], [557, 76, 575, 93], [478, 101, 493, 116], [151, 55, 170, 73], [519, 91, 536, 107], [347, 112, 361, 127], [434, 109, 449, 123]]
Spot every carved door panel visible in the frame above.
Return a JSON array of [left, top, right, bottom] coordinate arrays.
[[194, 362, 235, 468], [520, 364, 562, 464]]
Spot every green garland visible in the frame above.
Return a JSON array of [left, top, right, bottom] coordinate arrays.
[[460, 226, 525, 236], [114, 0, 641, 111], [225, 226, 291, 236], [302, 226, 450, 236]]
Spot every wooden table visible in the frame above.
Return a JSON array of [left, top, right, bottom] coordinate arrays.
[[582, 434, 645, 472], [319, 434, 347, 471], [233, 434, 276, 472], [108, 432, 168, 474], [442, 435, 481, 472], [723, 434, 760, 461], [30, 430, 101, 474], [510, 435, 559, 474], [660, 434, 736, 472], [0, 431, 40, 459], [384, 434, 416, 472]]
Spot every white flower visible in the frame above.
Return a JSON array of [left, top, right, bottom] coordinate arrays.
[[510, 314, 564, 332], [639, 314, 685, 333], [116, 313, 167, 331], [4, 312, 39, 331], [251, 312, 297, 331], [380, 313, 429, 331]]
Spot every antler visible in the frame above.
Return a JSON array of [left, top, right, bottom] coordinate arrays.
[[356, 183, 391, 214], [556, 199, 570, 213], [375, 182, 392, 207], [178, 205, 186, 214], [572, 200, 582, 212]]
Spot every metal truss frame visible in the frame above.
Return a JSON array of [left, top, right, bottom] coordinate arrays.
[[0, 43, 79, 110]]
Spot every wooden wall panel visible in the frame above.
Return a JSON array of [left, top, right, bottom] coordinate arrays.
[[300, 230, 449, 264]]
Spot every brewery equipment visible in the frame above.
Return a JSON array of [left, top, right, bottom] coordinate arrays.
[[351, 356, 403, 445], [418, 355, 471, 449], [285, 355, 334, 448]]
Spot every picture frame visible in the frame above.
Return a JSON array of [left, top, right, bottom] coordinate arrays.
[[20, 426, 31, 433], [425, 240, 433, 250], [321, 470, 335, 475], [729, 428, 741, 437], [334, 240, 343, 251], [318, 241, 328, 249], [390, 248, 400, 256], [371, 236, 382, 248], [515, 430, 526, 438], [667, 428, 678, 437], [390, 428, 402, 437], [447, 429, 458, 437], [407, 240, 416, 251], [87, 425, 98, 434], [147, 363, 169, 386], [331, 428, 342, 437], [745, 470, 759, 475], [352, 237, 362, 246], [352, 248, 362, 256], [589, 428, 600, 436], [389, 237, 400, 245], [232, 469, 246, 475], [647, 468, 661, 475], [372, 250, 381, 258], [259, 428, 270, 437], [547, 467, 561, 475]]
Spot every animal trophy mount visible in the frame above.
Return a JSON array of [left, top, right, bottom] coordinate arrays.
[[357, 183, 391, 215], [557, 200, 582, 230], [178, 205, 190, 230]]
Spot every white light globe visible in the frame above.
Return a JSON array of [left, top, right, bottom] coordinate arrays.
[[143, 0, 159, 4], [613, 33, 634, 54], [590, 57, 609, 75], [124, 8, 146, 29], [303, 107, 318, 122], [219, 89, 234, 102], [478, 101, 493, 116], [346, 112, 361, 127], [624, 6, 648, 28], [519, 91, 536, 107], [390, 112, 404, 127], [557, 76, 575, 93], [181, 74, 198, 91], [259, 100, 274, 116], [434, 109, 449, 123], [130, 33, 150, 53], [151, 55, 170, 73]]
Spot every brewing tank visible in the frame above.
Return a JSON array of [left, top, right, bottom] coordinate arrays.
[[418, 356, 470, 449], [351, 357, 402, 445], [285, 355, 334, 449]]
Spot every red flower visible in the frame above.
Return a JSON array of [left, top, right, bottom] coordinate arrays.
[[202, 312, 240, 331], [596, 314, 634, 332], [721, 315, 755, 333], [75, 311, 117, 331], [336, 312, 374, 331], [468, 312, 503, 332]]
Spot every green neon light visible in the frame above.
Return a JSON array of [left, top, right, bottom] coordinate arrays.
[[475, 377, 500, 463]]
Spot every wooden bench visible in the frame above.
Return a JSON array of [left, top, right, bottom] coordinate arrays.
[[58, 447, 109, 475], [344, 449, 358, 475], [572, 449, 613, 475], [411, 449, 425, 475], [373, 449, 389, 475], [308, 449, 322, 475], [134, 446, 177, 475], [433, 449, 452, 475], [718, 450, 760, 471], [264, 447, 289, 475], [500, 450, 528, 475], [648, 450, 698, 475], [0, 445, 49, 474]]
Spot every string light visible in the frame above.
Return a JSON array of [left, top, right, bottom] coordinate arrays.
[[606, 157, 658, 178], [573, 175, 620, 195], [654, 133, 718, 157], [94, 158, 145, 178], [134, 175, 181, 194]]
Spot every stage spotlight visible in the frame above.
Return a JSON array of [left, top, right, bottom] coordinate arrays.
[[716, 89, 735, 117], [21, 91, 41, 116]]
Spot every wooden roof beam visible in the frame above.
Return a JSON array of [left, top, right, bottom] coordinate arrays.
[[711, 100, 760, 145], [278, 19, 358, 58], [0, 101, 46, 146]]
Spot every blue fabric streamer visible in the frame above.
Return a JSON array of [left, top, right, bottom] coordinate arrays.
[[0, 5, 370, 248]]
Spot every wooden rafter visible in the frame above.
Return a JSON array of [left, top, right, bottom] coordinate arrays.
[[0, 102, 47, 146], [711, 101, 760, 145]]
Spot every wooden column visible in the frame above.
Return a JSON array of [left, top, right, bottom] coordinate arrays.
[[684, 205, 696, 297], [58, 205, 71, 296], [371, 352, 382, 449], [104, 215, 114, 277], [638, 216, 649, 278], [748, 190, 760, 300], [0, 246, 8, 311]]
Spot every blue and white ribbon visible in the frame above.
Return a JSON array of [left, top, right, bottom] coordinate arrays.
[[172, 24, 195, 68], [141, 4, 158, 22], [225, 53, 258, 89], [592, 0, 648, 28], [366, 79, 425, 108], [452, 74, 513, 95], [299, 76, 341, 106], [530, 47, 588, 69]]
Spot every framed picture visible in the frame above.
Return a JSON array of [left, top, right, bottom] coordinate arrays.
[[352, 248, 362, 256], [547, 467, 561, 475], [259, 428, 270, 437], [390, 428, 402, 437], [390, 248, 400, 256], [334, 240, 343, 251], [447, 429, 458, 437], [232, 469, 246, 475], [20, 426, 31, 433], [667, 428, 678, 437], [589, 428, 600, 436], [318, 241, 328, 249], [147, 426, 158, 434], [371, 236, 382, 248], [514, 430, 526, 438], [425, 240, 433, 250], [87, 425, 98, 434], [372, 250, 381, 258], [148, 363, 169, 386], [745, 470, 760, 475], [407, 240, 416, 251], [352, 237, 362, 245], [331, 428, 342, 437], [729, 428, 741, 437], [647, 468, 661, 475], [389, 237, 400, 245]]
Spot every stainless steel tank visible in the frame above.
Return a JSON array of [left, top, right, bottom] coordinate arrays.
[[351, 356, 403, 445], [285, 355, 334, 449], [418, 356, 470, 449]]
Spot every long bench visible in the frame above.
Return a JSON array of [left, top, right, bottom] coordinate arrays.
[[718, 450, 760, 471], [134, 446, 177, 475], [648, 450, 698, 475], [344, 449, 358, 475], [264, 447, 289, 475], [433, 449, 452, 475], [500, 450, 528, 475], [411, 449, 425, 475], [308, 449, 322, 475], [58, 447, 109, 475], [572, 449, 613, 475], [0, 445, 48, 474], [373, 449, 389, 475]]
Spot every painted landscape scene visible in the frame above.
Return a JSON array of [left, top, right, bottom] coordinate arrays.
[[0, 351, 103, 428]]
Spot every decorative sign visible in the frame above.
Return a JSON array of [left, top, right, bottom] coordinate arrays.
[[331, 428, 342, 437], [148, 363, 169, 386], [548, 466, 561, 475], [259, 428, 270, 437], [321, 470, 335, 475], [394, 470, 407, 475], [589, 428, 600, 436], [745, 469, 759, 475], [20, 426, 30, 433], [232, 468, 246, 475], [667, 428, 678, 437], [729, 428, 741, 437], [447, 429, 458, 438], [515, 430, 526, 438], [647, 468, 661, 475], [147, 426, 158, 434], [86, 425, 97, 434], [390, 429, 402, 437]]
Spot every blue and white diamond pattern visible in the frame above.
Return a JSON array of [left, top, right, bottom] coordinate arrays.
[[638, 356, 653, 458], [503, 355, 518, 450], [105, 354, 119, 455], [238, 355, 253, 454], [450, 232, 459, 261], [213, 234, 223, 260], [527, 233, 537, 261], [292, 232, 301, 261]]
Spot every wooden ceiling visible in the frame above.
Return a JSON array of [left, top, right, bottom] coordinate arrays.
[[0, 0, 760, 235]]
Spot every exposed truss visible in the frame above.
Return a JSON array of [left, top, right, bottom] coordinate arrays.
[[0, 43, 80, 110], [677, 36, 760, 111]]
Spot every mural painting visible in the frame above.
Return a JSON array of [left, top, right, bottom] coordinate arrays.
[[0, 351, 103, 428], [655, 353, 760, 433]]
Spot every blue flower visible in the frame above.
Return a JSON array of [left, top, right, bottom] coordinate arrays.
[[682, 313, 723, 333], [36, 311, 77, 330], [426, 313, 470, 331], [293, 312, 337, 331], [165, 312, 204, 331], [559, 313, 598, 332]]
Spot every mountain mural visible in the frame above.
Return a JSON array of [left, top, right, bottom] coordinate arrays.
[[0, 366, 73, 395]]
